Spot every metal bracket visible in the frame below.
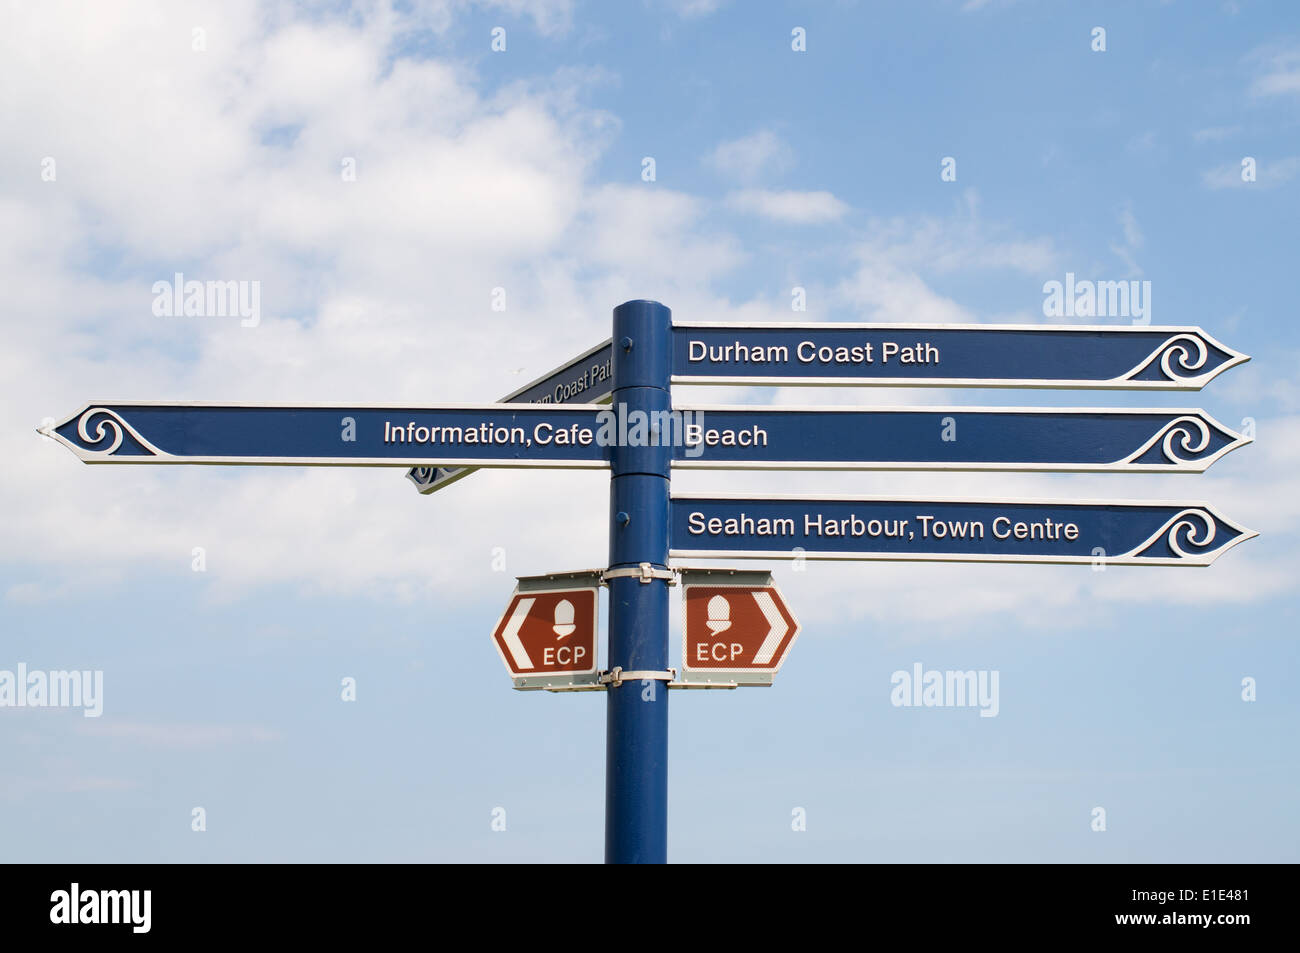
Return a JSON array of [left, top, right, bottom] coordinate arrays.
[[514, 672, 603, 692], [669, 673, 773, 690], [540, 681, 607, 693], [598, 666, 677, 688], [516, 569, 604, 590], [601, 563, 678, 586]]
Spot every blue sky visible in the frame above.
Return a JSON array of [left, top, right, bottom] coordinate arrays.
[[2, 0, 1297, 862]]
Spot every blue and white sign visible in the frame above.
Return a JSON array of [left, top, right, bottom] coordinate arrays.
[[672, 323, 1249, 389], [670, 493, 1256, 566], [42, 402, 610, 468], [409, 339, 614, 493], [669, 406, 1251, 472]]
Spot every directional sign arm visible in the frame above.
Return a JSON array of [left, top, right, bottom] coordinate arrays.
[[42, 402, 611, 468], [671, 494, 1257, 566], [670, 406, 1252, 472], [672, 324, 1249, 389]]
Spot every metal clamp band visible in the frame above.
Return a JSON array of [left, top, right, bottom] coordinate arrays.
[[601, 563, 678, 585], [599, 667, 677, 688], [667, 679, 741, 690]]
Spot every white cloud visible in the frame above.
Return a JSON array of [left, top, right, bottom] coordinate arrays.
[[654, 0, 729, 19], [829, 195, 1057, 326], [960, 0, 1024, 11], [578, 184, 746, 285], [1118, 206, 1144, 249], [76, 721, 283, 748], [1126, 130, 1158, 156], [1248, 42, 1300, 97], [426, 0, 577, 36], [845, 190, 1057, 279], [704, 130, 794, 183], [835, 256, 975, 325], [726, 188, 848, 224], [1110, 204, 1145, 278], [1193, 125, 1240, 143]]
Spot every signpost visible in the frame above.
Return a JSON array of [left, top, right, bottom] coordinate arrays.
[[40, 298, 1256, 865], [491, 572, 601, 690], [679, 569, 799, 685], [669, 406, 1250, 472]]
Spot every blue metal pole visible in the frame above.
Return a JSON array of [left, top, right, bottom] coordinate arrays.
[[606, 299, 672, 864]]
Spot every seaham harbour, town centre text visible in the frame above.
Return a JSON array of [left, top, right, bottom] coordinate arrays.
[[684, 511, 1081, 542]]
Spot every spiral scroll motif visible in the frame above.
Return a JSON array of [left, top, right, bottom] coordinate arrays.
[[1124, 508, 1224, 562], [74, 407, 158, 457], [1125, 333, 1212, 384]]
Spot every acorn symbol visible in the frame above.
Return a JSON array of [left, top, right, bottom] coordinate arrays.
[[553, 599, 576, 638], [706, 595, 732, 635]]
